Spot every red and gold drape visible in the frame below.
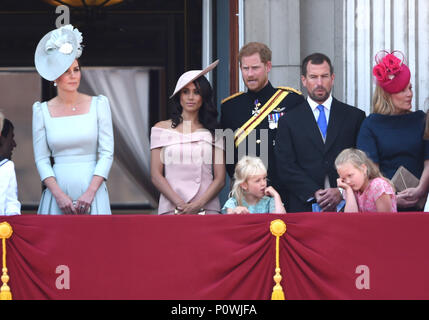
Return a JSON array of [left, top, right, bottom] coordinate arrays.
[[1, 213, 428, 300]]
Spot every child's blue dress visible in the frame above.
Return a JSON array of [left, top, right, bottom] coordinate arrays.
[[222, 196, 276, 213]]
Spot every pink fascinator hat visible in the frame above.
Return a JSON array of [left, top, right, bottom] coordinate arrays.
[[372, 50, 410, 94], [170, 60, 219, 98]]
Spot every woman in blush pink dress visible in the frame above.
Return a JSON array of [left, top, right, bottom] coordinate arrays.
[[150, 61, 225, 215]]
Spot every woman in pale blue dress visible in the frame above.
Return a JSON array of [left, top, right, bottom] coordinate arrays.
[[32, 25, 113, 215]]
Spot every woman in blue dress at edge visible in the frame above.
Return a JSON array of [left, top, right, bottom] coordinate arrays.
[[32, 24, 114, 215], [357, 50, 429, 211]]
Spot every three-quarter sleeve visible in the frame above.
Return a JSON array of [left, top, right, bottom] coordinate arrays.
[[32, 101, 55, 181], [93, 95, 114, 179], [424, 138, 429, 160], [357, 118, 379, 164]]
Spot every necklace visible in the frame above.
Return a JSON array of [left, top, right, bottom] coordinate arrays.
[[57, 95, 80, 112]]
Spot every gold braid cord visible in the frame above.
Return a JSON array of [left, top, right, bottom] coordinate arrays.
[[0, 222, 13, 300], [270, 219, 286, 300]]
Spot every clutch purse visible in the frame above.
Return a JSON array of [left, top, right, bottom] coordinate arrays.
[[391, 166, 425, 209], [390, 166, 419, 192]]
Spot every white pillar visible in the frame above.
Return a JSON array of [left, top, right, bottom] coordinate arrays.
[[417, 0, 429, 110], [202, 0, 213, 83], [344, 0, 429, 113], [238, 0, 245, 92]]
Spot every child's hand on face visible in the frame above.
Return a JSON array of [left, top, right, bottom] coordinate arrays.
[[232, 206, 250, 214], [264, 186, 279, 198], [336, 178, 351, 190]]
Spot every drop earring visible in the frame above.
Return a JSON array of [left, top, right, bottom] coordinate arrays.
[[53, 82, 57, 87]]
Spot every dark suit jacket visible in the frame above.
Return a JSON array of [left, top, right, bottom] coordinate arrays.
[[275, 98, 366, 212]]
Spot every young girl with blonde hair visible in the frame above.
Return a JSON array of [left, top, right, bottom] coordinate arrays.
[[222, 156, 286, 214], [335, 148, 397, 212]]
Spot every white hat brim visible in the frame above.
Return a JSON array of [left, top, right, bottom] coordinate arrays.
[[34, 28, 79, 81], [170, 60, 219, 98]]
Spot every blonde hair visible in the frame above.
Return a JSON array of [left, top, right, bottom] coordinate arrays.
[[0, 111, 4, 134], [335, 148, 394, 189], [372, 85, 396, 115], [230, 156, 267, 206]]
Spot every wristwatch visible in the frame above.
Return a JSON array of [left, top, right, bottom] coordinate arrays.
[[338, 187, 345, 199]]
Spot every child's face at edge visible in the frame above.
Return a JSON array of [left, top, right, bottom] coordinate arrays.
[[337, 162, 367, 192], [0, 128, 16, 160], [241, 173, 268, 199]]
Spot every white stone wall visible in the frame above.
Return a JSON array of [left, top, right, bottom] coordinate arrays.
[[243, 0, 302, 91], [345, 0, 429, 114], [242, 0, 429, 114]]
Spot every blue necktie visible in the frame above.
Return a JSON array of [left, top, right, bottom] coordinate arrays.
[[317, 105, 327, 139]]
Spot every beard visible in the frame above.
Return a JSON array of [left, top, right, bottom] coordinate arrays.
[[309, 86, 331, 103], [244, 76, 268, 92]]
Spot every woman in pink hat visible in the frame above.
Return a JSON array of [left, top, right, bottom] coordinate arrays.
[[150, 61, 225, 214], [357, 51, 429, 211]]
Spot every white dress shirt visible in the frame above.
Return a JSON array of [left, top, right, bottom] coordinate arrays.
[[0, 159, 21, 215], [307, 94, 333, 125]]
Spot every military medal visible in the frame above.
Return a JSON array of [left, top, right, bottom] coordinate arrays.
[[268, 115, 277, 129], [268, 112, 285, 129], [252, 99, 261, 116]]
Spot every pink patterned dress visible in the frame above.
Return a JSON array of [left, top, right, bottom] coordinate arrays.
[[352, 177, 397, 212]]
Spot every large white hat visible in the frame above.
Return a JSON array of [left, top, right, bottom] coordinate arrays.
[[34, 24, 83, 81], [170, 60, 219, 98]]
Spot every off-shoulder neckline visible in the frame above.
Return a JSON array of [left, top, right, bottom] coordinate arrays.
[[152, 126, 211, 135]]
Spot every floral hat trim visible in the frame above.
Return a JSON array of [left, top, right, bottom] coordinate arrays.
[[372, 50, 410, 94], [45, 24, 83, 58], [373, 50, 405, 82]]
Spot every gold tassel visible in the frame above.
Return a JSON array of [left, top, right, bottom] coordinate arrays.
[[270, 219, 286, 300], [0, 222, 13, 300]]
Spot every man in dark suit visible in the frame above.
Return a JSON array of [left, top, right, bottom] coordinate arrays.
[[275, 53, 366, 212], [220, 42, 304, 190]]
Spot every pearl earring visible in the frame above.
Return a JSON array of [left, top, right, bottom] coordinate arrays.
[[53, 82, 57, 87]]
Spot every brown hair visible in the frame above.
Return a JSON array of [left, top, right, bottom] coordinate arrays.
[[301, 52, 334, 76], [238, 42, 272, 65]]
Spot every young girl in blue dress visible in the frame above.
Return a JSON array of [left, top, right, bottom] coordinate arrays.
[[222, 156, 286, 214]]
